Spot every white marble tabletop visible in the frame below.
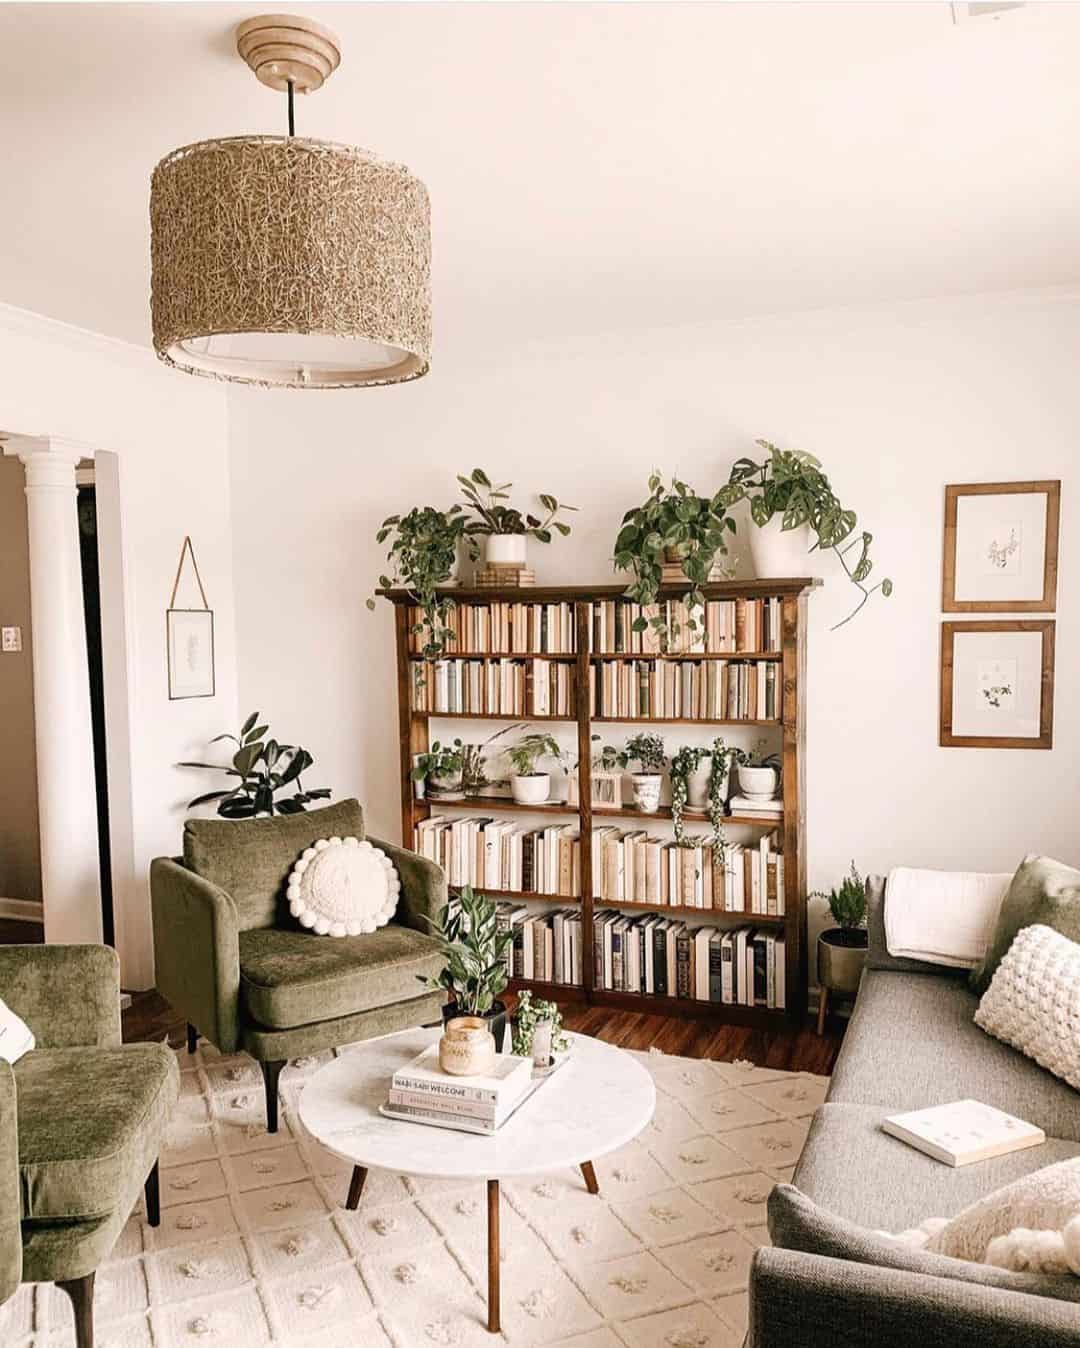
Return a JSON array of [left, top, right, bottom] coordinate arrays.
[[297, 1027, 656, 1180]]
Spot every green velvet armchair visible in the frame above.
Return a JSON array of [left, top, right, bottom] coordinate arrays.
[[0, 943, 178, 1348], [150, 798, 447, 1132]]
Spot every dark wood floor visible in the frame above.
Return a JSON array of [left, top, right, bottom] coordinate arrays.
[[0, 919, 844, 1072]]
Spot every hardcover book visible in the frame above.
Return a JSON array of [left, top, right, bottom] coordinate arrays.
[[882, 1100, 1045, 1167]]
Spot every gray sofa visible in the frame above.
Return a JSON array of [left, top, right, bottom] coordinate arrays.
[[747, 875, 1080, 1347]]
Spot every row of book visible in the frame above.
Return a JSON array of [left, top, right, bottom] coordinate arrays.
[[590, 658, 778, 721], [593, 828, 785, 914], [406, 596, 785, 657], [593, 914, 786, 1008], [497, 905, 584, 985], [411, 658, 575, 717], [415, 817, 582, 896]]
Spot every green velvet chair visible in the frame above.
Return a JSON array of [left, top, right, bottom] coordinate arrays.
[[150, 798, 447, 1132], [0, 943, 178, 1348]]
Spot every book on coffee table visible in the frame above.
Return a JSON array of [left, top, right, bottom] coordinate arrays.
[[882, 1099, 1045, 1167]]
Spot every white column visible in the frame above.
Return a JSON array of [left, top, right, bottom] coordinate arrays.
[[17, 438, 103, 945]]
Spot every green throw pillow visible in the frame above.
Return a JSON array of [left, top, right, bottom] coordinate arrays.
[[969, 854, 1080, 995]]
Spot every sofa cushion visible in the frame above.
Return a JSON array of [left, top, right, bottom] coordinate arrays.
[[969, 854, 1080, 995], [183, 798, 365, 929], [15, 1043, 179, 1222], [239, 924, 444, 1029], [768, 1182, 1080, 1305], [794, 1103, 1080, 1232], [827, 969, 1080, 1142]]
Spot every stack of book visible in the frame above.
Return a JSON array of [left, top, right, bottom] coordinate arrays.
[[496, 903, 584, 985], [589, 658, 777, 720], [383, 1041, 535, 1135], [729, 793, 783, 820], [588, 597, 783, 655], [414, 817, 582, 896]]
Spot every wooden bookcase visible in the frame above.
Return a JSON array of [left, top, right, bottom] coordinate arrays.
[[380, 580, 818, 1027]]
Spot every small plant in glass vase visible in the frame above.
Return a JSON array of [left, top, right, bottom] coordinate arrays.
[[411, 739, 465, 797], [505, 731, 564, 806], [737, 741, 782, 802], [669, 739, 748, 854], [511, 990, 570, 1071], [419, 886, 513, 1051], [458, 468, 576, 570], [621, 733, 667, 814], [810, 862, 868, 1033]]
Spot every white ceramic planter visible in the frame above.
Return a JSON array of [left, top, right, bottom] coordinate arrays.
[[511, 772, 551, 805], [738, 763, 779, 800], [748, 518, 811, 579], [686, 763, 712, 808], [486, 534, 528, 567], [632, 772, 663, 813]]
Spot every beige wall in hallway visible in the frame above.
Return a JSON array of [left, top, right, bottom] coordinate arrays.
[[0, 455, 41, 903]]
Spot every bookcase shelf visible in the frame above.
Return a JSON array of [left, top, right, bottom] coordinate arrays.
[[383, 579, 818, 1024]]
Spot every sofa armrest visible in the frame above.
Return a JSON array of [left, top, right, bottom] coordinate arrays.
[[0, 1062, 21, 1306], [749, 1247, 1080, 1348], [0, 944, 120, 1049], [151, 858, 241, 1053], [368, 837, 448, 934]]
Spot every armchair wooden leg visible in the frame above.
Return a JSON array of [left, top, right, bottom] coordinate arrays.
[[57, 1271, 95, 1348], [260, 1059, 286, 1134], [144, 1161, 161, 1227], [186, 1023, 198, 1055]]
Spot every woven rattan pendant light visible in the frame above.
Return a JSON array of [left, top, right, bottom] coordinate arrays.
[[150, 14, 430, 389]]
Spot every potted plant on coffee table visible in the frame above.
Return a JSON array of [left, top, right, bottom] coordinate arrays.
[[420, 887, 513, 1051], [622, 733, 667, 813], [411, 739, 466, 798], [505, 731, 564, 805], [811, 861, 868, 1035], [458, 467, 576, 570], [511, 989, 570, 1071]]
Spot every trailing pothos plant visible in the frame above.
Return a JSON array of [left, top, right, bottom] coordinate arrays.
[[180, 711, 331, 818], [418, 886, 512, 1016], [722, 440, 893, 628], [457, 468, 577, 540], [368, 504, 478, 661], [613, 473, 735, 650], [669, 740, 748, 855]]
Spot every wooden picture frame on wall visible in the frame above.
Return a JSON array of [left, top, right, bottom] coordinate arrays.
[[940, 620, 1055, 749], [942, 480, 1060, 613]]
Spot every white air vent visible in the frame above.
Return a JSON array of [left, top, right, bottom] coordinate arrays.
[[952, 2, 1026, 22]]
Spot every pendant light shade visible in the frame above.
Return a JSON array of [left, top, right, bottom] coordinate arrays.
[[149, 16, 431, 389]]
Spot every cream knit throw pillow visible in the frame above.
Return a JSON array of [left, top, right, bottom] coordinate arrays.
[[975, 922, 1080, 1090], [287, 836, 400, 936]]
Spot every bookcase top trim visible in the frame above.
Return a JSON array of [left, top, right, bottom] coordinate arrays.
[[377, 578, 822, 604]]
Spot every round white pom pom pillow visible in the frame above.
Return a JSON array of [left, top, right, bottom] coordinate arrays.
[[286, 837, 400, 937]]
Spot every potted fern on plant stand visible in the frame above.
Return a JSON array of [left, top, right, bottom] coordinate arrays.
[[419, 887, 513, 1052], [812, 862, 868, 1035]]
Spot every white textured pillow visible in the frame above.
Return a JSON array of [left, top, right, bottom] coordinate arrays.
[[885, 867, 1011, 968], [287, 836, 400, 937], [975, 922, 1080, 1089]]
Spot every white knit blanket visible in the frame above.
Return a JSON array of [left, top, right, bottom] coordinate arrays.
[[885, 867, 1012, 969]]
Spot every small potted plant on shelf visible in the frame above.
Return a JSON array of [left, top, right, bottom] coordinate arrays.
[[737, 742, 782, 801], [369, 504, 479, 661], [669, 739, 748, 851], [505, 731, 564, 805], [411, 739, 466, 797], [613, 472, 736, 650], [511, 990, 570, 1072], [419, 887, 513, 1051], [621, 733, 667, 813], [811, 862, 868, 1033], [458, 467, 577, 570], [722, 440, 893, 628], [180, 711, 331, 818]]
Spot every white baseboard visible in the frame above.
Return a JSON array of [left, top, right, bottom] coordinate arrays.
[[0, 898, 44, 924]]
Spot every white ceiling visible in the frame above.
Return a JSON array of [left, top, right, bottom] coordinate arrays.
[[2, 1, 1079, 350]]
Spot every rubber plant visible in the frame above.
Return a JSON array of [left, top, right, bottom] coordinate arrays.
[[722, 440, 893, 627], [368, 504, 478, 660], [613, 472, 735, 650], [418, 886, 512, 1016], [180, 711, 331, 818], [669, 739, 748, 855], [457, 468, 577, 541]]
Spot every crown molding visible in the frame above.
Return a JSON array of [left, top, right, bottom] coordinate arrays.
[[0, 301, 155, 369]]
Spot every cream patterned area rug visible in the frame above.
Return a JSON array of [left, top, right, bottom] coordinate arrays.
[[1, 1041, 827, 1348]]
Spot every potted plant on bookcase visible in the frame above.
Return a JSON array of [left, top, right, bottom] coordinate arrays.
[[457, 468, 577, 571], [622, 733, 667, 814], [811, 862, 868, 1034], [669, 739, 748, 849], [505, 731, 564, 805], [737, 743, 782, 801], [411, 739, 466, 798], [420, 887, 513, 1051]]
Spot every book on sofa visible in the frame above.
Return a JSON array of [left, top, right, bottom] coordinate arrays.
[[882, 1098, 1045, 1167]]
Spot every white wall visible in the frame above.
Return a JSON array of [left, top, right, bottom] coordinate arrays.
[[227, 287, 1080, 953], [0, 304, 239, 987]]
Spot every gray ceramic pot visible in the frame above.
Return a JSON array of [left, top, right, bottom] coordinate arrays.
[[817, 928, 868, 995]]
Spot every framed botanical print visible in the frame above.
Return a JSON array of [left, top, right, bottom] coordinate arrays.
[[167, 536, 216, 699], [940, 620, 1055, 749], [942, 480, 1060, 612]]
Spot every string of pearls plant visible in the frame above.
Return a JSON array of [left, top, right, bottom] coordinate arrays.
[[669, 739, 748, 857]]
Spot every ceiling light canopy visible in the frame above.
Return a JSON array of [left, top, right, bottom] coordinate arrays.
[[150, 14, 431, 389]]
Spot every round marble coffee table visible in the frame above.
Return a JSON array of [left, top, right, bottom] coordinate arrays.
[[298, 1026, 655, 1332]]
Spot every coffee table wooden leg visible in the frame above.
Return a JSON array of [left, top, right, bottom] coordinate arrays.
[[580, 1161, 600, 1195], [345, 1165, 368, 1210], [487, 1179, 500, 1333]]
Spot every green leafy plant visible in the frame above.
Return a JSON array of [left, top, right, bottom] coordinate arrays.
[[411, 739, 465, 783], [668, 740, 749, 854], [613, 473, 735, 649], [458, 468, 577, 541], [180, 711, 330, 818], [722, 440, 893, 628], [592, 740, 626, 771], [742, 738, 781, 770], [369, 504, 479, 661], [622, 733, 667, 774], [506, 731, 564, 777], [419, 887, 512, 1015], [811, 862, 867, 931], [511, 989, 569, 1059]]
